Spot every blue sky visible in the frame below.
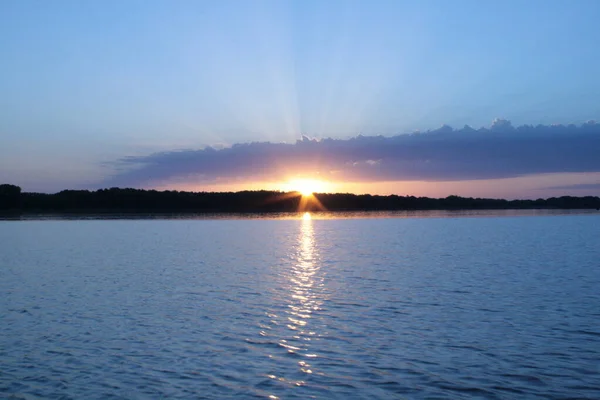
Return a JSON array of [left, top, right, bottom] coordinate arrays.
[[1, 0, 599, 195]]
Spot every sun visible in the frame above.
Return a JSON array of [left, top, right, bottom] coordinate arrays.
[[283, 179, 328, 196]]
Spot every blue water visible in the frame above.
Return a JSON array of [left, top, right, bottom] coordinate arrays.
[[1, 213, 600, 399]]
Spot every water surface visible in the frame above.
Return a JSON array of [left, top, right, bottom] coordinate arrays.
[[1, 213, 599, 398]]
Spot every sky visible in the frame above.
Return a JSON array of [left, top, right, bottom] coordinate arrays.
[[1, 0, 599, 198]]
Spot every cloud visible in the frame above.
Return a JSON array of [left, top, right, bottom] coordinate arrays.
[[101, 120, 600, 188]]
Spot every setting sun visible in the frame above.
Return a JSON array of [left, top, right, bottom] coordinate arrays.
[[282, 179, 329, 196]]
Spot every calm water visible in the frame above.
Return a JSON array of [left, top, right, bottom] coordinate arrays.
[[1, 212, 600, 399]]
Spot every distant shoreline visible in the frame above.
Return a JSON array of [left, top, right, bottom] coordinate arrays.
[[1, 209, 599, 221], [1, 184, 599, 216]]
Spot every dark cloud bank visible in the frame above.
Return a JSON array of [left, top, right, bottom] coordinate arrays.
[[105, 120, 600, 188]]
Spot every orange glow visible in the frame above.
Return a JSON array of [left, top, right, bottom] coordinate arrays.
[[154, 171, 600, 200], [281, 179, 330, 196], [302, 212, 311, 220]]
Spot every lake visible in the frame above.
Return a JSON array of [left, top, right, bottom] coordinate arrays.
[[1, 211, 600, 399]]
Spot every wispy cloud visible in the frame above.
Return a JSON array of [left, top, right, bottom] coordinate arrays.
[[101, 120, 600, 188]]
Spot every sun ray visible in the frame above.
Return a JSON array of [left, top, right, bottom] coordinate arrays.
[[259, 180, 329, 213], [297, 192, 327, 213]]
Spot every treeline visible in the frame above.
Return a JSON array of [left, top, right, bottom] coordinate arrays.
[[1, 184, 599, 214]]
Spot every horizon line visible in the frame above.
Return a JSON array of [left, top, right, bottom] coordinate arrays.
[[3, 183, 599, 202]]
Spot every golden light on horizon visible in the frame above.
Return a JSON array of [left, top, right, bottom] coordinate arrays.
[[282, 179, 330, 196], [302, 212, 311, 220]]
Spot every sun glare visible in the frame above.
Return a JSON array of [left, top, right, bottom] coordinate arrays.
[[303, 212, 311, 220], [283, 179, 329, 196]]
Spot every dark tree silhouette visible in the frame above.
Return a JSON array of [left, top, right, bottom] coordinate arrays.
[[0, 184, 21, 210], [1, 184, 598, 215]]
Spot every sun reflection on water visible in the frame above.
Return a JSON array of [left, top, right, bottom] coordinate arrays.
[[286, 215, 324, 374], [259, 212, 328, 396], [262, 212, 327, 396]]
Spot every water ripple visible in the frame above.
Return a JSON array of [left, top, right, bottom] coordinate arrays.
[[1, 216, 600, 398]]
